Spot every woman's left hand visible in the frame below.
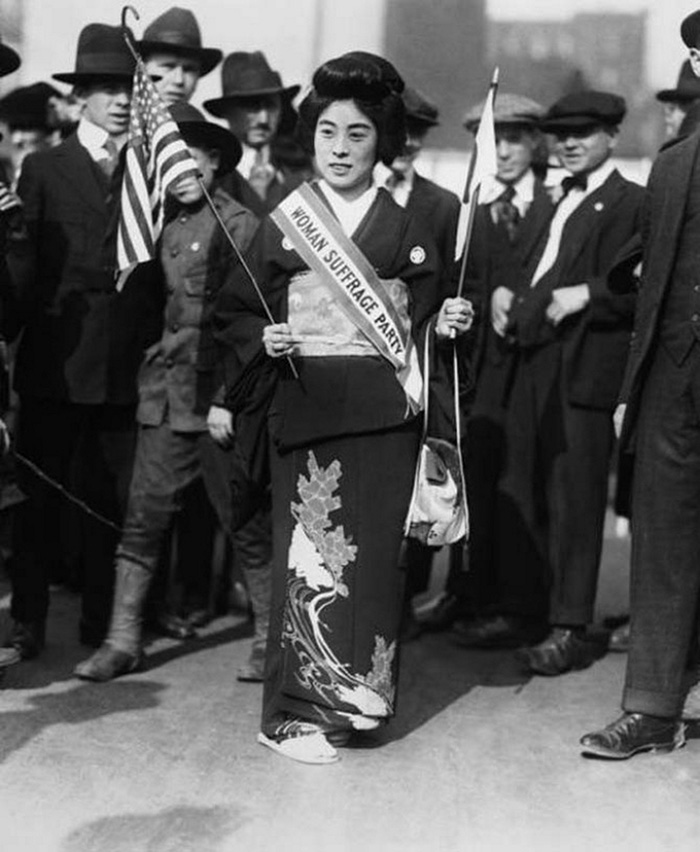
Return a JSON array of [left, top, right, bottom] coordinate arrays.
[[435, 297, 474, 339]]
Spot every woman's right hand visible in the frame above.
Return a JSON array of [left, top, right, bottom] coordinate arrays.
[[262, 323, 300, 358]]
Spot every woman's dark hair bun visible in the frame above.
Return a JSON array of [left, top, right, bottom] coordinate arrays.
[[312, 54, 403, 103]]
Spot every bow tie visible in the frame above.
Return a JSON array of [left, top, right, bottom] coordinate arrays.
[[561, 173, 588, 195]]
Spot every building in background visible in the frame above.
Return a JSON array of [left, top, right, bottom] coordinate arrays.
[[489, 11, 660, 156], [383, 0, 488, 150]]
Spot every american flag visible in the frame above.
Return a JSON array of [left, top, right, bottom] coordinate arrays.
[[116, 57, 199, 283]]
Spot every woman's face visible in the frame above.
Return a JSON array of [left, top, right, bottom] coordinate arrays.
[[314, 99, 378, 200]]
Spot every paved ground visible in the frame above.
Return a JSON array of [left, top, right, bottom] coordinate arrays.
[[0, 525, 699, 852]]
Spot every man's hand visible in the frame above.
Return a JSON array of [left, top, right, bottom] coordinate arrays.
[[0, 183, 21, 214], [491, 286, 514, 337], [546, 284, 590, 326], [207, 405, 234, 447], [614, 403, 627, 439]]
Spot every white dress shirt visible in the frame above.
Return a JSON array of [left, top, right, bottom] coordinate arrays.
[[76, 117, 123, 165], [530, 158, 615, 287], [318, 179, 378, 236], [238, 144, 270, 179], [480, 169, 536, 221]]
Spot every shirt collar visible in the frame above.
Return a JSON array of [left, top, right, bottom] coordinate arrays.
[[238, 144, 270, 178], [480, 168, 535, 208], [580, 157, 616, 195], [76, 117, 110, 160]]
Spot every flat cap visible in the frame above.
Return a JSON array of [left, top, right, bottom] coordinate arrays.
[[403, 86, 439, 126], [657, 60, 700, 103], [539, 90, 626, 131], [463, 92, 544, 131], [682, 10, 700, 48]]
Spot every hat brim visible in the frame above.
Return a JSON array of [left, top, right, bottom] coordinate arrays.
[[540, 115, 621, 131], [406, 114, 439, 128], [656, 88, 700, 103], [179, 121, 242, 173], [138, 41, 223, 77], [52, 71, 134, 85], [203, 85, 301, 118], [0, 43, 20, 78]]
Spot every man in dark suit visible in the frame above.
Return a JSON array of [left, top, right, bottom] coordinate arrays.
[[203, 52, 309, 217], [491, 92, 644, 676], [2, 24, 163, 658], [440, 93, 556, 647], [580, 12, 700, 759]]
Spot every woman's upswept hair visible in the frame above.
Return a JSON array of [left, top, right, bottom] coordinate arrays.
[[297, 53, 406, 166]]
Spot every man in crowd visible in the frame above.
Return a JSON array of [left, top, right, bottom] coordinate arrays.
[[494, 92, 643, 677], [656, 59, 700, 141], [0, 29, 21, 673], [139, 6, 221, 106], [438, 93, 556, 648], [1, 23, 163, 658], [204, 51, 307, 216], [0, 83, 62, 186], [581, 11, 700, 759]]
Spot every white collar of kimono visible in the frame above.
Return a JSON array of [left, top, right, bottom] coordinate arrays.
[[318, 179, 379, 236]]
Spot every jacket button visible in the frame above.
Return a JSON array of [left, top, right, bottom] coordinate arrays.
[[693, 314, 700, 323], [165, 358, 174, 368], [170, 248, 179, 257], [171, 323, 179, 333]]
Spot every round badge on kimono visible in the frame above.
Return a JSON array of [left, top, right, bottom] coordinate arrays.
[[410, 245, 426, 265], [282, 237, 294, 251]]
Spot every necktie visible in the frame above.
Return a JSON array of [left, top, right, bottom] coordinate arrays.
[[386, 170, 405, 195], [561, 172, 588, 196], [492, 184, 520, 242], [99, 138, 119, 181], [248, 149, 275, 200]]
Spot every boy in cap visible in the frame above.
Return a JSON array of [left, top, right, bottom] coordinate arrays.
[[491, 91, 643, 678], [75, 105, 259, 682], [438, 93, 556, 647], [581, 10, 700, 760], [0, 23, 162, 659], [204, 51, 306, 216], [139, 6, 221, 105]]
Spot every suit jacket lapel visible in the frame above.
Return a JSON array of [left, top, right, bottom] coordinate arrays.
[[54, 135, 109, 216], [516, 180, 554, 266]]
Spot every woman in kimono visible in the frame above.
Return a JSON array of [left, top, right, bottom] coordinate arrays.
[[214, 53, 472, 764]]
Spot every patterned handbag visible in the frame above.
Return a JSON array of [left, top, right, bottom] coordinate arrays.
[[404, 324, 469, 547]]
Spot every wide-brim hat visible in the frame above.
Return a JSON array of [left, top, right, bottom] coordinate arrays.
[[203, 51, 300, 118], [657, 60, 700, 103], [0, 37, 20, 79], [53, 23, 136, 85], [403, 86, 439, 127], [170, 101, 241, 174], [463, 92, 545, 131], [0, 82, 61, 131], [138, 7, 222, 78], [539, 90, 626, 132]]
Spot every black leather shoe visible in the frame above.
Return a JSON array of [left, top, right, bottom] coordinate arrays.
[[4, 621, 45, 660], [419, 593, 466, 632], [580, 712, 686, 759], [451, 615, 547, 649], [515, 627, 601, 676], [608, 621, 630, 653]]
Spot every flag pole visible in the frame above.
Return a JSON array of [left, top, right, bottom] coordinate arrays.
[[119, 6, 299, 380], [455, 66, 499, 300]]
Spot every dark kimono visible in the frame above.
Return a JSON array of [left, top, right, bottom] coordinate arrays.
[[214, 184, 447, 735]]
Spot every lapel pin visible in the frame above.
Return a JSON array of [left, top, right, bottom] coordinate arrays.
[[594, 202, 604, 212]]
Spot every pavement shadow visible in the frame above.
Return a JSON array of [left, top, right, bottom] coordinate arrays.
[[364, 632, 533, 747], [0, 679, 165, 764], [141, 619, 253, 672], [60, 804, 245, 852]]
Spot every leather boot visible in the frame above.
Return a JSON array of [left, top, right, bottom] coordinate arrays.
[[74, 557, 151, 682], [237, 564, 271, 682]]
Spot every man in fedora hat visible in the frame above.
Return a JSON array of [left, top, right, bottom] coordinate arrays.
[[428, 93, 557, 647], [482, 91, 643, 679], [581, 10, 700, 760], [656, 59, 700, 141], [0, 23, 164, 660], [204, 51, 306, 216], [139, 6, 221, 106], [0, 28, 21, 674], [0, 83, 63, 186], [75, 104, 261, 682]]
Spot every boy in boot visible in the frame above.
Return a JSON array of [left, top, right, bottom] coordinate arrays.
[[74, 103, 259, 681]]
